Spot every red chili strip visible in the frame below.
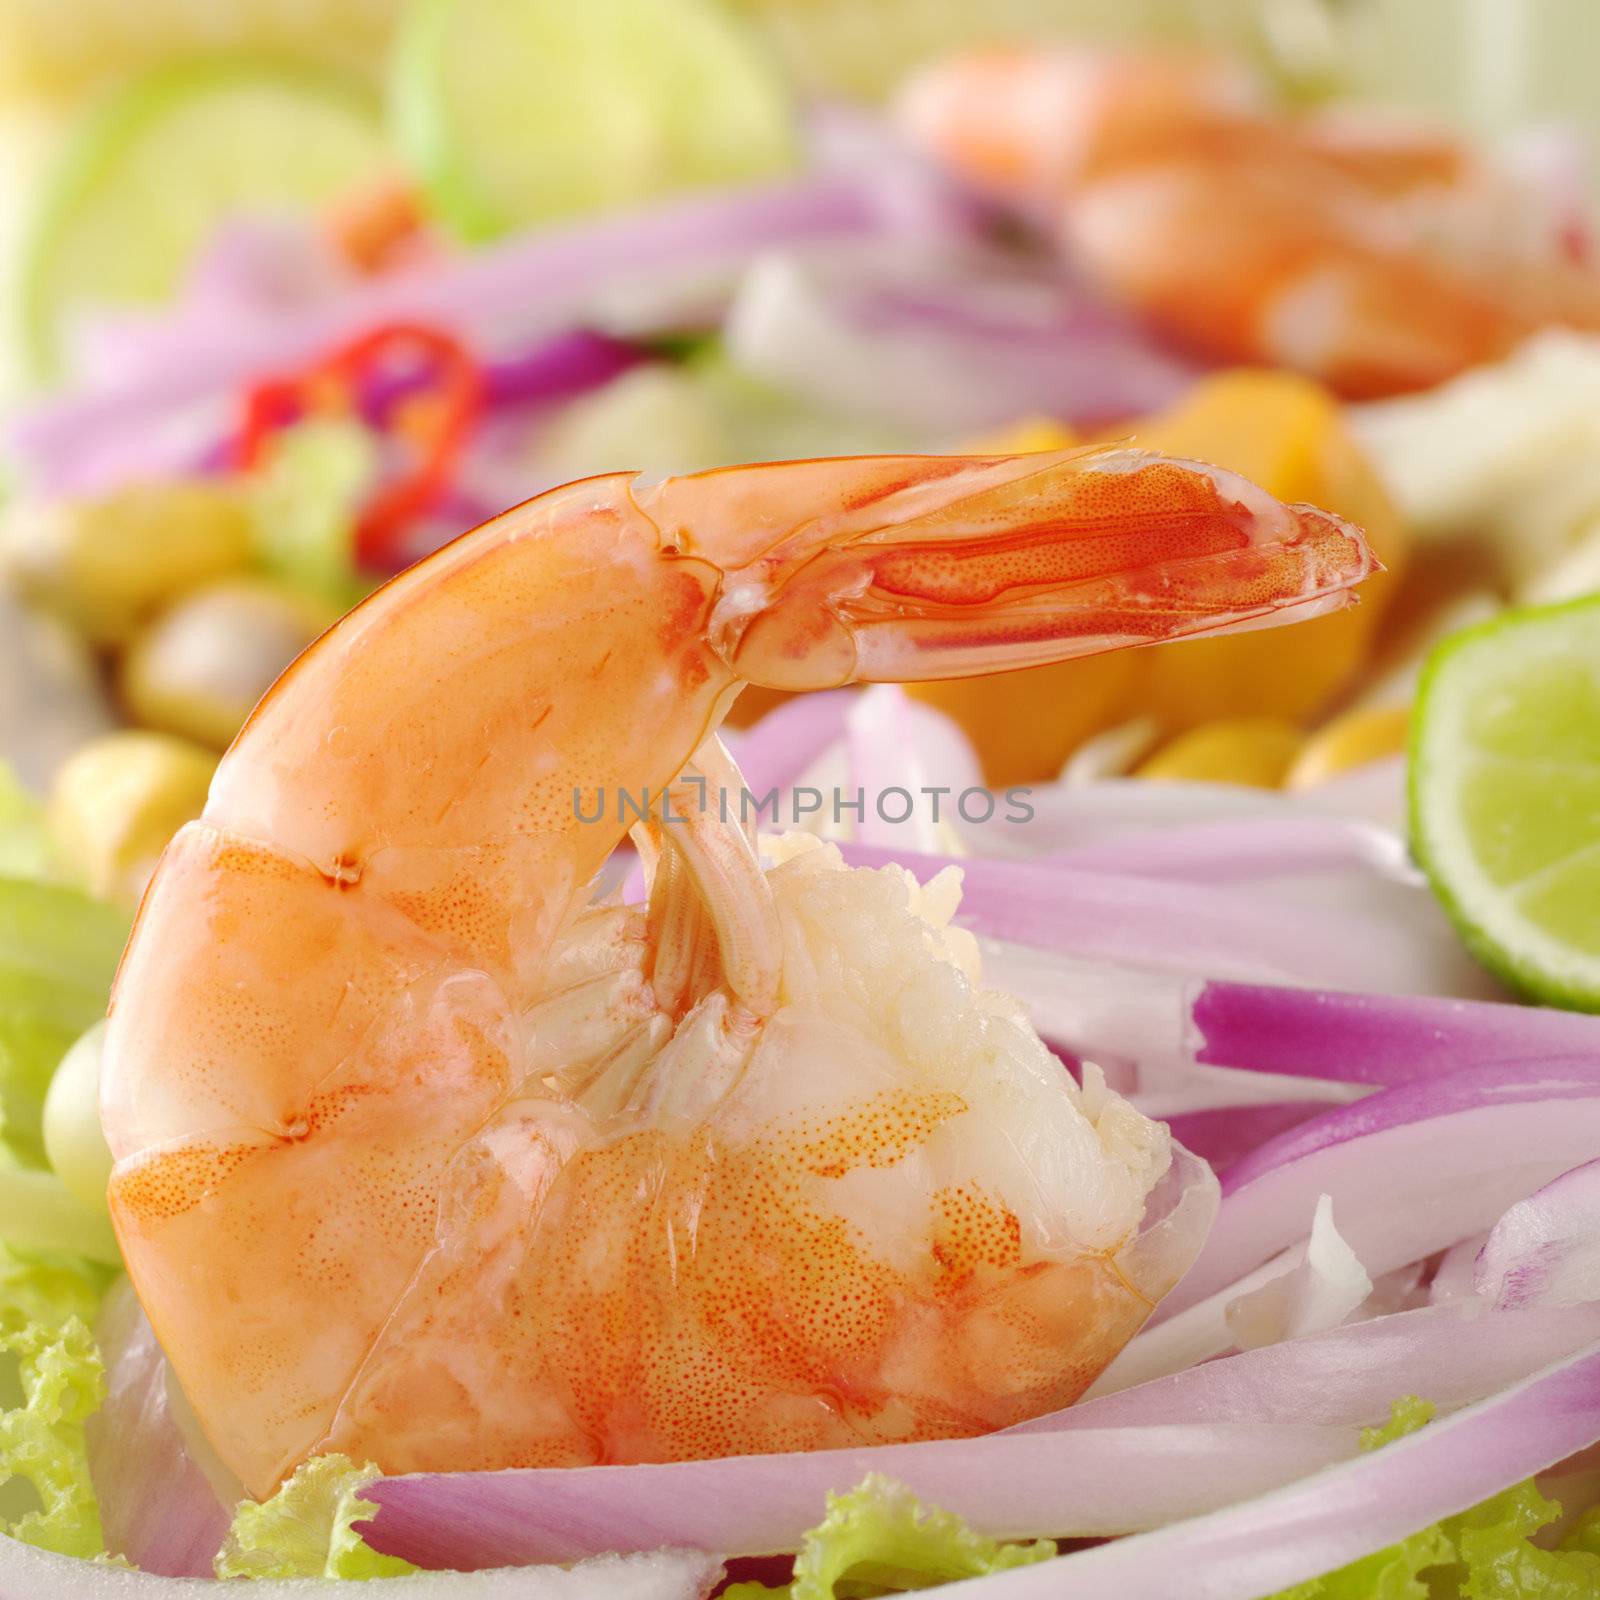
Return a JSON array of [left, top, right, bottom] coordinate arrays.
[[236, 322, 484, 569]]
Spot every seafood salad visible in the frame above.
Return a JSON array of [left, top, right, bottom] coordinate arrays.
[[4, 3, 1600, 1599]]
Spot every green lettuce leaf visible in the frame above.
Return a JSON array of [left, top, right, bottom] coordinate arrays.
[[0, 767, 127, 1559], [0, 1165, 119, 1261], [0, 1012, 79, 1170], [1562, 1508, 1600, 1558], [0, 862, 128, 1262], [0, 874, 125, 1041], [1266, 1526, 1452, 1600], [1447, 1479, 1600, 1597], [723, 1473, 1055, 1599], [1264, 1398, 1600, 1599], [0, 1243, 107, 1558], [215, 1453, 417, 1580], [1359, 1395, 1436, 1450]]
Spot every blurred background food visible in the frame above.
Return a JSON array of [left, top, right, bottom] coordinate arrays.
[[4, 0, 1600, 898]]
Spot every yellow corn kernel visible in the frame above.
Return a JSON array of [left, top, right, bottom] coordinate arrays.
[[119, 577, 337, 750], [1286, 705, 1411, 791], [48, 730, 216, 903], [1121, 370, 1408, 729], [4, 480, 255, 646], [1135, 717, 1306, 788], [912, 370, 1406, 785]]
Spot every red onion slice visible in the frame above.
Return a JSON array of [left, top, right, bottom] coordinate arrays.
[[13, 175, 883, 494], [1478, 1158, 1600, 1311], [1050, 815, 1412, 884], [961, 1338, 1600, 1599], [358, 1301, 1600, 1569], [840, 844, 1488, 994], [722, 690, 855, 798], [83, 1281, 230, 1577], [1160, 1061, 1600, 1322], [843, 686, 980, 850], [1190, 982, 1600, 1086], [364, 1424, 1358, 1569], [1059, 1300, 1600, 1428], [723, 243, 1199, 433]]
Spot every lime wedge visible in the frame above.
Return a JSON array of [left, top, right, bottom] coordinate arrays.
[[1411, 595, 1600, 1009], [392, 0, 799, 244], [21, 57, 388, 380]]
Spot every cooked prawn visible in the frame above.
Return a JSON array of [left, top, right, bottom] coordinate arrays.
[[897, 49, 1600, 398], [100, 447, 1375, 1497]]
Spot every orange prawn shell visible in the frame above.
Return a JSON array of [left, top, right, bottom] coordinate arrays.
[[105, 831, 1149, 1488], [101, 450, 1371, 1495], [321, 1087, 1149, 1475]]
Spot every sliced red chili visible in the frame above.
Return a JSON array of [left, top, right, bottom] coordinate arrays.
[[237, 322, 484, 570]]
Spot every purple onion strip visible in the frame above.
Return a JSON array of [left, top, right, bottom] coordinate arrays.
[[1191, 981, 1600, 1085]]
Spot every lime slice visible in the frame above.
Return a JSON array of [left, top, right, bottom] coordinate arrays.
[[1411, 595, 1600, 1009], [392, 0, 799, 244], [21, 57, 388, 380]]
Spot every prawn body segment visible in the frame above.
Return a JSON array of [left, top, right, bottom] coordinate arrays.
[[102, 450, 1374, 1495]]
